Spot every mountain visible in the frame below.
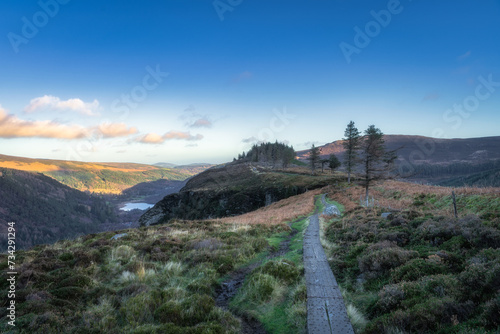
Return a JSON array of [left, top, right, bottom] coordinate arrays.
[[140, 162, 340, 226], [0, 154, 208, 194], [297, 135, 500, 184], [438, 167, 500, 188], [0, 168, 118, 250], [297, 135, 500, 163]]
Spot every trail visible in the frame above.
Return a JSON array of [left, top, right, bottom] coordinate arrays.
[[303, 195, 354, 334], [214, 221, 299, 333]]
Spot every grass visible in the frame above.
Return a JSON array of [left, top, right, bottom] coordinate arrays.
[[0, 184, 326, 333], [230, 217, 310, 334], [322, 181, 500, 333]]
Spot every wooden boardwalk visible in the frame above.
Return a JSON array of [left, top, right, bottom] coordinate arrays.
[[303, 196, 354, 334]]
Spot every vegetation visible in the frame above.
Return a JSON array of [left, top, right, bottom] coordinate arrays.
[[0, 168, 117, 250], [236, 141, 296, 168], [307, 144, 321, 175], [0, 184, 319, 334], [343, 121, 361, 183], [231, 217, 309, 333], [329, 154, 341, 173], [323, 181, 500, 333], [140, 164, 341, 226], [0, 154, 200, 194], [359, 125, 397, 206]]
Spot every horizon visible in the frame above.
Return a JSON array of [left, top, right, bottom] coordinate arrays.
[[1, 1, 499, 165]]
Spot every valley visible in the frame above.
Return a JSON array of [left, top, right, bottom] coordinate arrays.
[[1, 139, 500, 333]]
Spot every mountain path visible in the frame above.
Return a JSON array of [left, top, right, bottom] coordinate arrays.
[[304, 195, 354, 334]]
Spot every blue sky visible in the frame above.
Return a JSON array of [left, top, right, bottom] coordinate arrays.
[[0, 0, 499, 164]]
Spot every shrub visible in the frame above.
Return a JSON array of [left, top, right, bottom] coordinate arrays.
[[391, 258, 446, 283], [111, 245, 136, 264], [247, 273, 281, 302], [50, 286, 85, 300], [259, 259, 300, 283], [358, 244, 417, 279], [482, 292, 500, 329]]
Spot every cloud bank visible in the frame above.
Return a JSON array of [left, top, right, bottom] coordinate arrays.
[[0, 106, 137, 140]]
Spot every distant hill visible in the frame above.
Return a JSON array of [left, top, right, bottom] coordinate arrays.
[[0, 168, 117, 249], [0, 154, 208, 194], [438, 167, 500, 188], [297, 135, 500, 185], [297, 135, 500, 164], [140, 162, 340, 226]]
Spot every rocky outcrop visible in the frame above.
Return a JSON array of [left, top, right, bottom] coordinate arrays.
[[140, 163, 333, 226]]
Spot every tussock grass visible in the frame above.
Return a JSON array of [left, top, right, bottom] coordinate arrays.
[[321, 180, 500, 334]]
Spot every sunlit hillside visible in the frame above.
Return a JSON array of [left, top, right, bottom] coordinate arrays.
[[0, 154, 206, 194]]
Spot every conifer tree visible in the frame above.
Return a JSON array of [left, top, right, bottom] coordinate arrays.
[[308, 144, 321, 175], [359, 125, 397, 206], [343, 121, 361, 183]]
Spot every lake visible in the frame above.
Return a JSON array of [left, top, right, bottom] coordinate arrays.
[[120, 203, 154, 211]]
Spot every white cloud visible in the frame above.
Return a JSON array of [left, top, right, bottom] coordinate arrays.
[[24, 95, 100, 116], [137, 132, 165, 144], [0, 106, 88, 139], [188, 118, 213, 128], [0, 106, 138, 140], [242, 136, 258, 143], [136, 130, 204, 144], [97, 122, 138, 138]]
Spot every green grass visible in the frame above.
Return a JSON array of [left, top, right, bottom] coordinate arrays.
[[230, 217, 310, 334], [0, 220, 290, 333], [322, 186, 500, 334]]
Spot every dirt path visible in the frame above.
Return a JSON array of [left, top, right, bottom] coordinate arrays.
[[303, 195, 354, 333], [214, 221, 299, 333]]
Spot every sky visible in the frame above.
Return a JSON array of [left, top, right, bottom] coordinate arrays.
[[0, 0, 499, 164]]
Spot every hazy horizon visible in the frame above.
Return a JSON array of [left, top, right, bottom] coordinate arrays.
[[1, 0, 499, 165]]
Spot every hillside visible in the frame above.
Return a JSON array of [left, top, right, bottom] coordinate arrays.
[[0, 186, 320, 333], [2, 178, 499, 333], [323, 181, 500, 333], [140, 162, 340, 226], [0, 154, 207, 194], [297, 135, 500, 164], [0, 168, 118, 250], [297, 135, 500, 184]]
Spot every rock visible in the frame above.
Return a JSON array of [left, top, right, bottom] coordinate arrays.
[[381, 212, 392, 219], [324, 205, 341, 216], [110, 233, 128, 240]]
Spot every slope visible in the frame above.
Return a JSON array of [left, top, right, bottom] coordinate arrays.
[[140, 162, 341, 226], [0, 154, 205, 194], [0, 168, 118, 250]]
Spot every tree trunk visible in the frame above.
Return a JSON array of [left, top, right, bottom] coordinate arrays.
[[347, 171, 351, 184], [365, 185, 369, 207]]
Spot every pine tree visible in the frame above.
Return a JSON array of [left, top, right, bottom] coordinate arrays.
[[343, 121, 361, 183], [359, 125, 397, 206], [328, 154, 341, 173], [308, 144, 321, 175]]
